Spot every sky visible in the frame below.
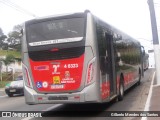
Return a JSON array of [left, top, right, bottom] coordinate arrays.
[[0, 0, 160, 55]]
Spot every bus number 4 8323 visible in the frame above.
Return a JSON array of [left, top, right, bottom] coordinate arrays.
[[64, 64, 78, 69]]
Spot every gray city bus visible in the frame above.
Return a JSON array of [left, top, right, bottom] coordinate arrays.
[[22, 10, 144, 105]]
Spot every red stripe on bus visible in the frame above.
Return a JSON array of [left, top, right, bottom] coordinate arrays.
[[101, 81, 110, 100], [123, 72, 136, 86]]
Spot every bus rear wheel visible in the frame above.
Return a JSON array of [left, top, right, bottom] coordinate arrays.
[[118, 80, 124, 101], [137, 70, 141, 85]]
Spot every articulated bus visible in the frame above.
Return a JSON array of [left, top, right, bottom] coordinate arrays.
[[22, 10, 144, 105]]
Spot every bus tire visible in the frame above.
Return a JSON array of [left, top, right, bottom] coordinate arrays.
[[118, 79, 124, 101], [137, 70, 141, 85]]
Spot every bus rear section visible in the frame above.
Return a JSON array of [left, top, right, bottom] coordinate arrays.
[[22, 12, 101, 105]]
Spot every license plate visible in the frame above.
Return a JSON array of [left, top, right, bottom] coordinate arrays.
[[10, 89, 16, 92], [48, 96, 68, 100], [51, 85, 64, 89]]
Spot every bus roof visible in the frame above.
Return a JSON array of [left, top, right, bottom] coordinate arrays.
[[25, 10, 141, 46], [25, 12, 86, 25]]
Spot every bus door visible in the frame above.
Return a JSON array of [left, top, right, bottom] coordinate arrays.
[[105, 33, 117, 96]]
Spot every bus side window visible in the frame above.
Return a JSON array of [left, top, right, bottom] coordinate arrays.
[[96, 24, 106, 74], [100, 56, 106, 74]]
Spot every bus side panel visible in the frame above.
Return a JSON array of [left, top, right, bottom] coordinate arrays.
[[83, 13, 101, 102], [116, 37, 141, 91], [94, 18, 112, 102]]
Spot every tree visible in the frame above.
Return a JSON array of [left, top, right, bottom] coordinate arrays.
[[6, 24, 22, 51], [8, 25, 22, 46], [8, 31, 18, 38], [7, 25, 22, 51], [0, 28, 3, 36], [0, 54, 15, 72], [0, 34, 7, 42], [0, 35, 7, 48], [13, 25, 22, 33], [7, 31, 21, 51]]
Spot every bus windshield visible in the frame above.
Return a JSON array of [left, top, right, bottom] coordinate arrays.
[[26, 17, 85, 46]]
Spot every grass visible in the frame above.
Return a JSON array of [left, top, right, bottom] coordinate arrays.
[[0, 50, 21, 58], [0, 81, 11, 88], [0, 72, 21, 88]]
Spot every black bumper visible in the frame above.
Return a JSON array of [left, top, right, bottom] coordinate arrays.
[[5, 87, 24, 95]]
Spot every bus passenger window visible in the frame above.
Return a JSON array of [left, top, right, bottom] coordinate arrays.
[[100, 56, 106, 75]]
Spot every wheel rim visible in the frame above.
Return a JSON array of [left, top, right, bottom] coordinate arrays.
[[120, 83, 124, 96], [139, 73, 141, 81]]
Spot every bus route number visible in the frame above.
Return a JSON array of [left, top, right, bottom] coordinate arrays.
[[64, 64, 78, 69]]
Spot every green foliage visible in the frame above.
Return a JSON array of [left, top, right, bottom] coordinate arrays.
[[15, 44, 21, 51], [0, 35, 7, 41], [8, 31, 21, 39], [0, 71, 19, 87], [0, 35, 7, 48], [9, 44, 21, 52], [0, 25, 22, 51], [13, 25, 22, 33], [1, 43, 8, 50], [0, 81, 12, 88], [0, 50, 21, 58], [3, 54, 15, 65], [1, 72, 13, 81], [0, 54, 15, 72]]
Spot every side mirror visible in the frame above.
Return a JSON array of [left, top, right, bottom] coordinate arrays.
[[19, 29, 23, 37], [143, 50, 145, 56], [141, 46, 145, 56]]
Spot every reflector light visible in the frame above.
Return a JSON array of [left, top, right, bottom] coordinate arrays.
[[38, 97, 43, 100], [74, 96, 80, 99], [87, 63, 93, 84], [25, 68, 31, 87], [85, 57, 95, 86], [23, 63, 32, 88], [50, 48, 59, 52]]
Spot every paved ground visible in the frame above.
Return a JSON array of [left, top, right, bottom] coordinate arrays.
[[147, 78, 160, 120]]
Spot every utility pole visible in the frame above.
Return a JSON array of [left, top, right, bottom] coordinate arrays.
[[0, 62, 2, 81], [148, 0, 160, 85]]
